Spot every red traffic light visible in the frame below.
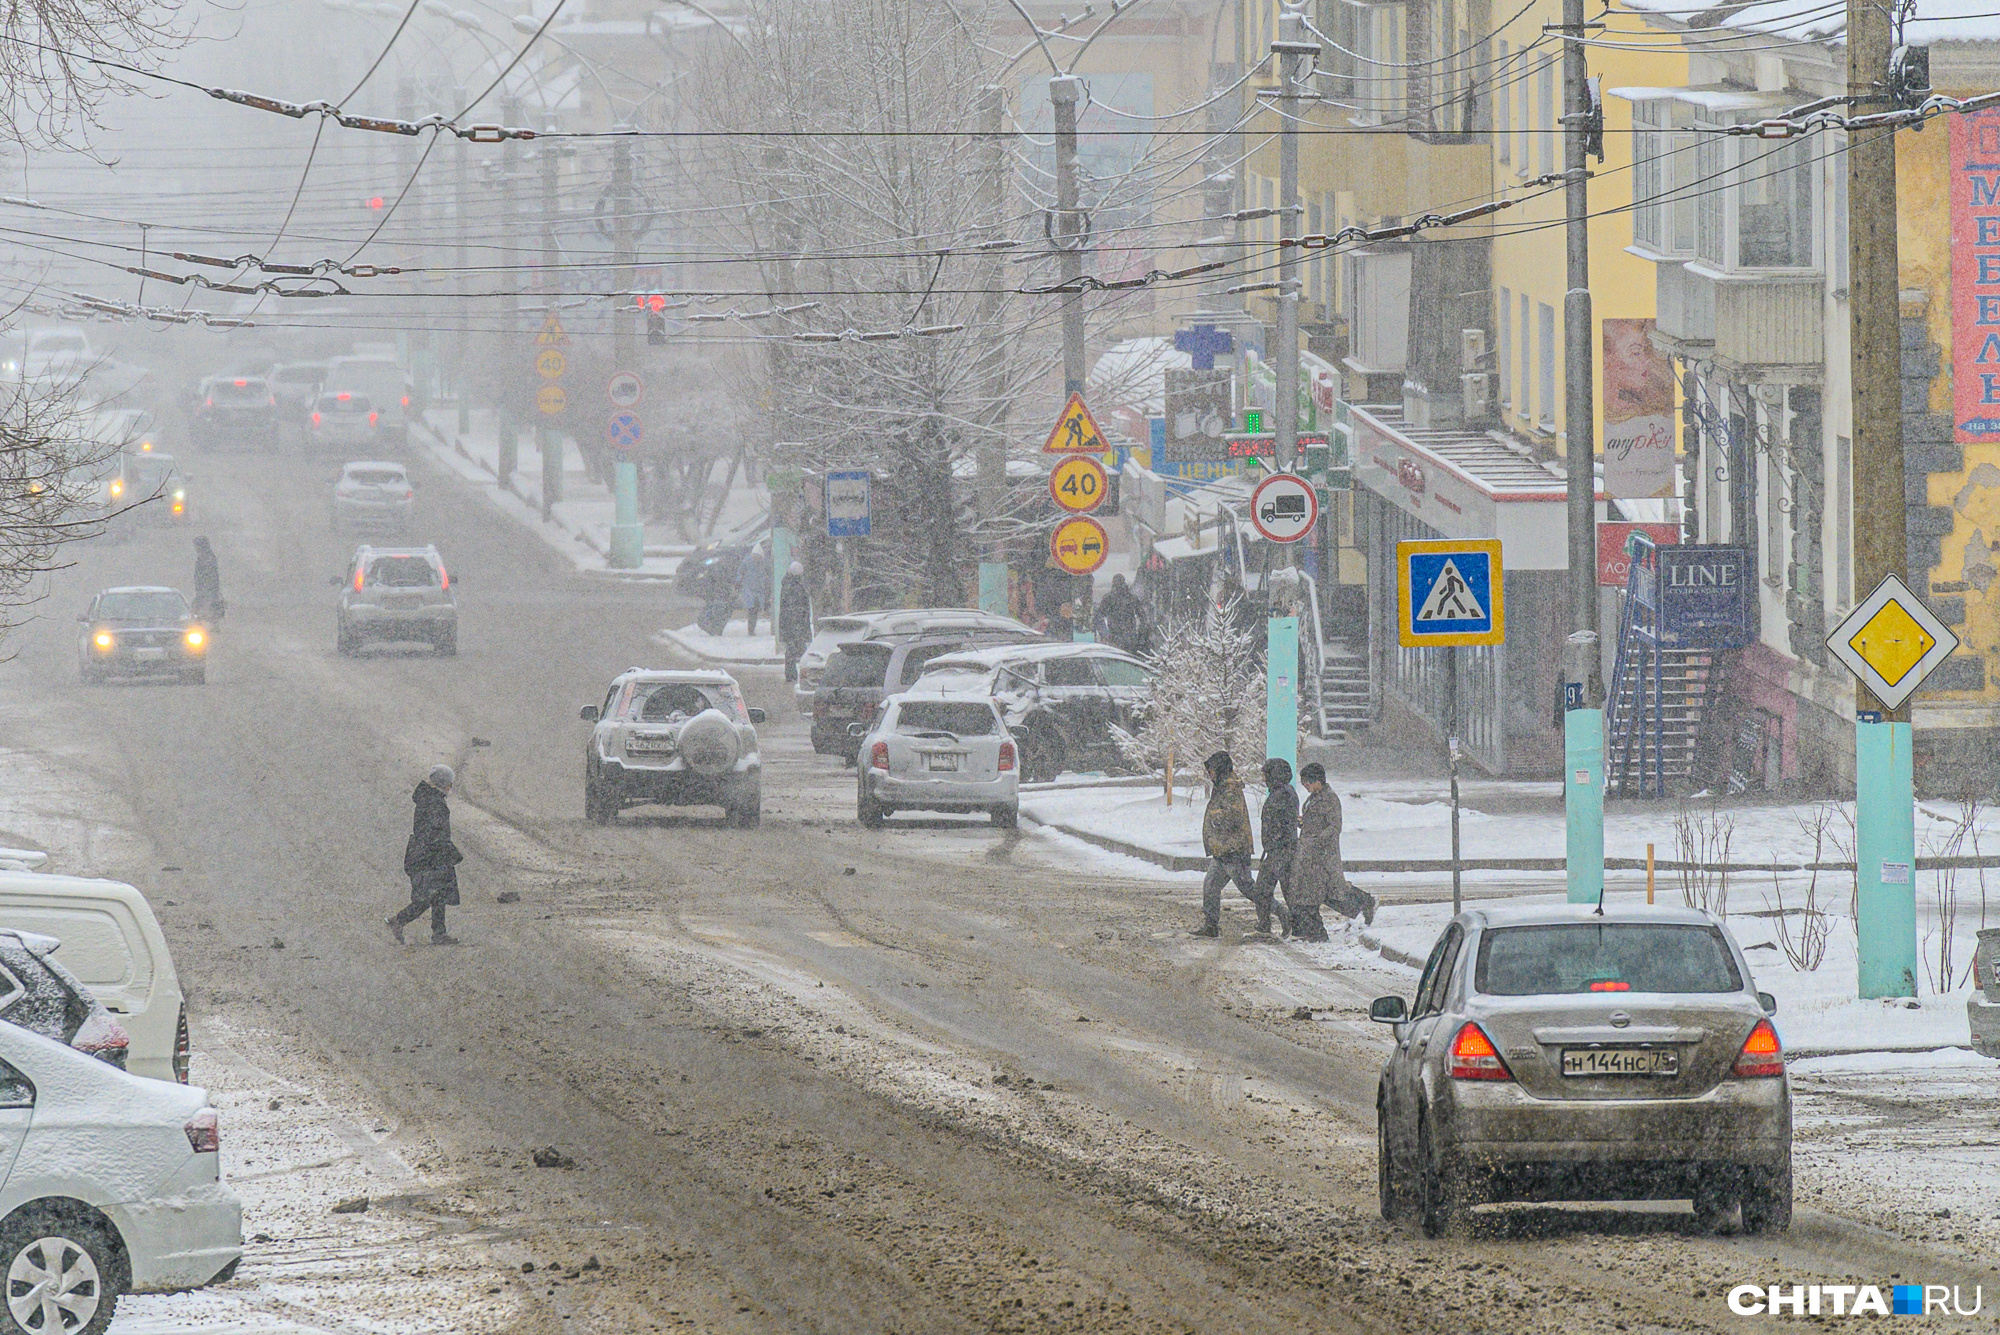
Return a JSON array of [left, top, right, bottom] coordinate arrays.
[[367, 196, 385, 210], [633, 293, 666, 312]]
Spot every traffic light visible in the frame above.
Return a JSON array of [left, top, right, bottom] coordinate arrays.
[[364, 195, 385, 210], [636, 293, 667, 345]]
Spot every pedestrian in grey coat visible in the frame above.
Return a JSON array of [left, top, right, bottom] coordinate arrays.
[[389, 765, 464, 944], [1293, 761, 1374, 927]]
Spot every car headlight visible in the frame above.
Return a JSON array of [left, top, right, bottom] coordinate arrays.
[[184, 628, 205, 651], [93, 631, 113, 650], [173, 489, 185, 500], [109, 479, 123, 497]]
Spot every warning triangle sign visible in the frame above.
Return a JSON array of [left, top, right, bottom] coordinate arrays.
[[1042, 392, 1109, 454], [1416, 558, 1486, 622], [535, 315, 569, 348]]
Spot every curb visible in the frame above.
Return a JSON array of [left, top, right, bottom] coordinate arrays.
[[651, 626, 785, 667]]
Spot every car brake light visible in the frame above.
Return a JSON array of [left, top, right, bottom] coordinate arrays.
[[998, 740, 1016, 771], [354, 568, 365, 592], [1588, 980, 1631, 992], [401, 394, 410, 407], [403, 489, 414, 500], [438, 565, 448, 591], [173, 1002, 189, 1082], [184, 1108, 219, 1153], [869, 741, 889, 770], [368, 411, 379, 426], [233, 378, 247, 387], [1448, 1022, 1512, 1081], [203, 396, 213, 407], [336, 391, 351, 401], [1732, 1019, 1785, 1077], [71, 1012, 129, 1069], [311, 411, 321, 426]]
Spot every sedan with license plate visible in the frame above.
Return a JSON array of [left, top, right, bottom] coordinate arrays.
[[76, 587, 209, 685], [580, 670, 766, 826], [1371, 903, 1790, 1238], [854, 694, 1018, 828]]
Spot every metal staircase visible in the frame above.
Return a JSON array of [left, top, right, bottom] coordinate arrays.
[[1606, 534, 1716, 797], [1317, 642, 1372, 741]]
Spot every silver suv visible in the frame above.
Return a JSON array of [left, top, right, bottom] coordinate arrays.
[[580, 669, 765, 826], [333, 545, 457, 656]]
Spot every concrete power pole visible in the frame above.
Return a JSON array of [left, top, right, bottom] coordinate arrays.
[[1272, 4, 1316, 478], [1847, 0, 1918, 997], [1049, 75, 1087, 396], [496, 97, 522, 491], [1561, 0, 1604, 905], [454, 85, 470, 435], [539, 116, 566, 521], [608, 131, 644, 568], [976, 84, 1012, 615]]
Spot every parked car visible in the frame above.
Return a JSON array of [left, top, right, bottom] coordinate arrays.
[[191, 374, 277, 450], [673, 543, 752, 599], [791, 608, 1043, 714], [579, 669, 765, 826], [323, 356, 411, 444], [0, 930, 129, 1070], [854, 693, 1017, 829], [266, 360, 327, 424], [811, 627, 1043, 761], [1371, 903, 1791, 1238], [23, 327, 93, 380], [307, 393, 382, 452], [334, 544, 457, 656], [916, 642, 1153, 781], [76, 587, 208, 685], [329, 459, 414, 531], [0, 1019, 242, 1332], [0, 858, 191, 1082], [1970, 927, 2000, 1058]]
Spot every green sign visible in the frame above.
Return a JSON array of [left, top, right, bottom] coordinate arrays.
[[1243, 408, 1264, 432]]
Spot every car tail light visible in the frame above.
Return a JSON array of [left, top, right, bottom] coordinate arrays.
[[354, 567, 365, 592], [184, 1109, 219, 1153], [310, 411, 321, 426], [336, 391, 351, 401], [998, 740, 1016, 771], [202, 396, 213, 407], [1588, 980, 1631, 992], [438, 565, 449, 591], [1447, 1022, 1512, 1081], [1732, 1019, 1785, 1077], [869, 741, 889, 770], [173, 1002, 189, 1082], [268, 396, 276, 407], [401, 394, 410, 407], [71, 1012, 129, 1070], [403, 489, 413, 500], [368, 411, 379, 426], [233, 378, 247, 387]]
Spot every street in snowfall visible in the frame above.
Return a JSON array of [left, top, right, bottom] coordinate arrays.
[[10, 0, 2000, 1333]]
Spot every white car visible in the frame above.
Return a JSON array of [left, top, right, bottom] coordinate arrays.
[[854, 693, 1018, 828], [581, 669, 766, 826], [329, 460, 414, 531], [0, 1020, 241, 1333], [792, 608, 1042, 714]]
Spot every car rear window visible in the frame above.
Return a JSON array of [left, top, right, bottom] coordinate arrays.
[[367, 557, 438, 587], [276, 366, 325, 384], [896, 702, 997, 735], [319, 393, 372, 412], [96, 591, 187, 621], [630, 681, 744, 723], [1476, 923, 1744, 996], [213, 379, 268, 400], [347, 469, 404, 486], [1097, 659, 1150, 687], [825, 645, 890, 687]]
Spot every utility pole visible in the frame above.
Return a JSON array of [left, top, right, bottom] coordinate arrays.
[[539, 115, 567, 524], [496, 102, 521, 491], [454, 85, 470, 435], [765, 141, 799, 612], [608, 129, 645, 568], [1049, 74, 1087, 396], [1848, 0, 1917, 996], [976, 83, 1012, 616], [1561, 0, 1604, 905]]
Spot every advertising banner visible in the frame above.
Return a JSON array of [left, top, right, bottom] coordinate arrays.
[[1601, 318, 1676, 497], [1596, 521, 1680, 587], [1951, 108, 2000, 441]]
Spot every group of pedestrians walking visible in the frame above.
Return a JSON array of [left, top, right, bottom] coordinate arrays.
[[1193, 750, 1376, 941]]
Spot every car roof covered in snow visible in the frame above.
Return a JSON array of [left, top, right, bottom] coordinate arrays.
[[98, 585, 180, 595], [889, 690, 1002, 709], [1462, 902, 1723, 930], [608, 667, 743, 688], [341, 460, 406, 472], [923, 642, 1145, 671]]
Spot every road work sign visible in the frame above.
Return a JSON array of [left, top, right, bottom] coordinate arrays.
[[1050, 515, 1108, 575], [1397, 538, 1504, 648], [1048, 455, 1108, 513], [1826, 573, 1959, 711], [535, 315, 568, 347], [1041, 392, 1109, 455]]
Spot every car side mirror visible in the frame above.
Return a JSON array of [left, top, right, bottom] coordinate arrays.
[[747, 707, 766, 724], [847, 722, 867, 738], [328, 575, 345, 587], [1368, 996, 1408, 1024], [1758, 991, 1777, 1015], [579, 705, 599, 722]]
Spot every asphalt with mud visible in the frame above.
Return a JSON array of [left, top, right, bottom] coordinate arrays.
[[7, 440, 1997, 1334]]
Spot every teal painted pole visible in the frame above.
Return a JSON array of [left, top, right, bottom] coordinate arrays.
[[771, 526, 792, 616], [978, 561, 1010, 616], [1855, 720, 1918, 998], [1266, 615, 1299, 774], [609, 459, 643, 568], [1564, 707, 1604, 904]]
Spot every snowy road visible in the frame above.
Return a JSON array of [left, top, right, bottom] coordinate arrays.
[[2, 448, 1996, 1333]]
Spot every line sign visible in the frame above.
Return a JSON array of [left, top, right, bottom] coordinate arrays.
[[1397, 538, 1504, 647], [607, 412, 643, 449], [1041, 392, 1109, 454], [1048, 455, 1107, 513], [608, 371, 644, 408], [1050, 515, 1109, 574], [1825, 573, 1959, 710], [826, 470, 871, 538]]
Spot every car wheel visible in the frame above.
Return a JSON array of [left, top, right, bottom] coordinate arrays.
[[1377, 1100, 1406, 1222], [181, 665, 205, 685], [434, 627, 458, 658], [0, 1206, 125, 1335], [1416, 1113, 1467, 1239], [731, 798, 762, 828], [336, 624, 354, 656], [584, 778, 613, 825], [1740, 1162, 1792, 1234], [856, 778, 884, 829], [1018, 724, 1064, 784], [990, 804, 1018, 829], [1691, 1176, 1733, 1233]]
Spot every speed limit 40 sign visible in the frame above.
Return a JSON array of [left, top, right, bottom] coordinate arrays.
[[1048, 455, 1107, 514]]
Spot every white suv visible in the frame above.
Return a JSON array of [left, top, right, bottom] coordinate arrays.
[[854, 693, 1018, 828], [581, 669, 766, 826], [334, 545, 458, 656]]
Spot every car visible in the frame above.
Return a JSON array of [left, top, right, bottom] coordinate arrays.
[[0, 858, 192, 1083], [673, 543, 751, 600], [323, 355, 411, 444], [307, 392, 383, 452], [811, 626, 1044, 761], [329, 459, 414, 531], [1371, 903, 1791, 1239], [791, 608, 1043, 714], [853, 693, 1018, 829], [0, 930, 129, 1071], [191, 374, 277, 450], [265, 360, 327, 424], [76, 587, 209, 685], [333, 544, 457, 656], [0, 1018, 243, 1332], [1970, 927, 2000, 1058], [23, 327, 93, 380], [915, 642, 1153, 781], [580, 669, 766, 826], [106, 450, 189, 525]]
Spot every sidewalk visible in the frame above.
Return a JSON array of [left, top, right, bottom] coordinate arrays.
[[652, 618, 784, 667], [412, 408, 769, 582]]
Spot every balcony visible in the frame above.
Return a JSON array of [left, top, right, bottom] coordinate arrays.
[[1654, 262, 1824, 378], [1653, 261, 1714, 352]]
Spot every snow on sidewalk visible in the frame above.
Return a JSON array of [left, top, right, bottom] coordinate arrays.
[[652, 619, 783, 666]]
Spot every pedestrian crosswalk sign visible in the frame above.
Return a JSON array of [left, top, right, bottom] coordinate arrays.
[[1398, 538, 1504, 647]]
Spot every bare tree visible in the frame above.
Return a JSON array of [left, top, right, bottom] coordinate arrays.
[[0, 376, 119, 634], [0, 0, 188, 151]]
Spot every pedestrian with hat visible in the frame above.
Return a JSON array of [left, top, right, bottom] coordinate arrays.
[[389, 765, 465, 945]]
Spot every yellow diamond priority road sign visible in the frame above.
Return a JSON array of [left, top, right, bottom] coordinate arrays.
[[1825, 573, 1959, 711]]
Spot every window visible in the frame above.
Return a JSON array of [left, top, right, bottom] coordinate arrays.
[[1495, 41, 1510, 161], [1045, 658, 1099, 686], [825, 645, 890, 687], [0, 1058, 32, 1110], [1350, 250, 1412, 371], [1096, 659, 1150, 687], [1476, 923, 1743, 995], [1496, 287, 1512, 408], [900, 644, 965, 685], [1696, 131, 1727, 266], [1538, 302, 1556, 427], [1630, 99, 1697, 257], [367, 557, 438, 588], [1537, 59, 1555, 175], [894, 702, 997, 736], [94, 591, 188, 621], [1418, 924, 1464, 1016], [1766, 438, 1786, 588], [1519, 293, 1531, 420], [1738, 136, 1814, 268]]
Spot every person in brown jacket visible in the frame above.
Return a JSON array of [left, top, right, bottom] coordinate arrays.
[[1194, 750, 1273, 937]]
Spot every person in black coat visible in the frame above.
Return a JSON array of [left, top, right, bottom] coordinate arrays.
[[1255, 757, 1300, 936], [388, 765, 464, 944], [192, 536, 224, 623], [778, 559, 812, 682]]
